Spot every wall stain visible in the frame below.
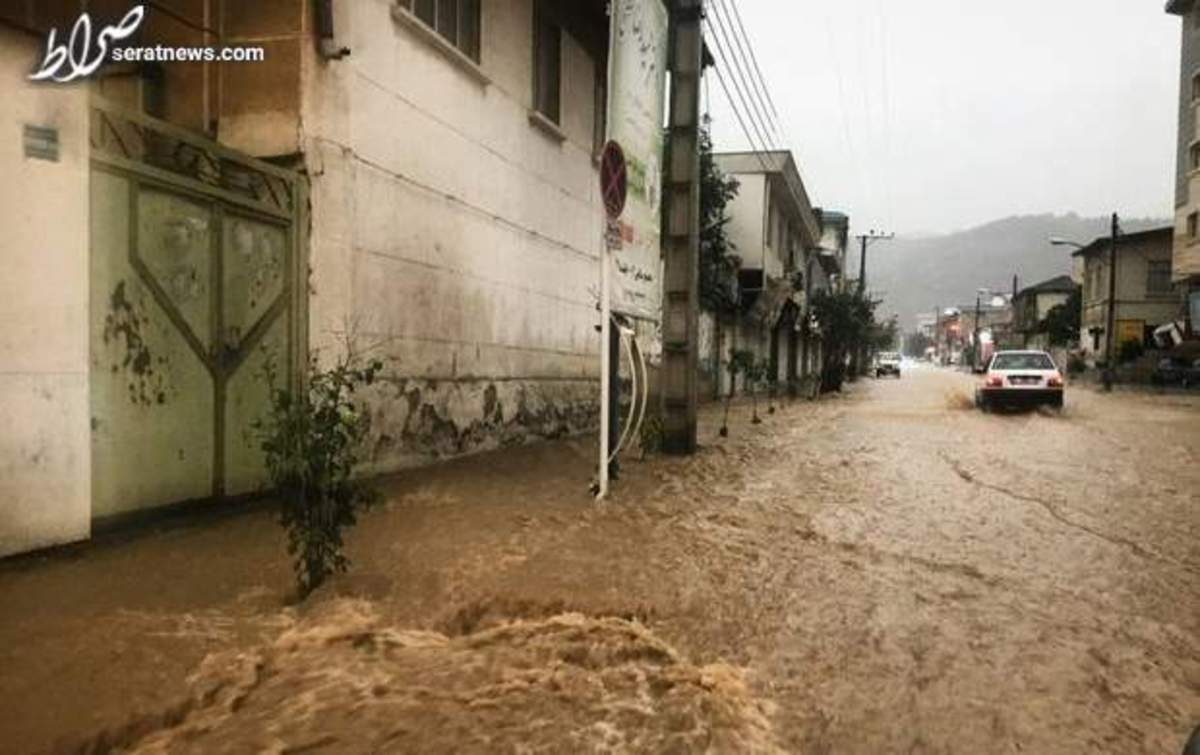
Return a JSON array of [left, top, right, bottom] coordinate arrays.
[[102, 280, 172, 408], [366, 378, 598, 466]]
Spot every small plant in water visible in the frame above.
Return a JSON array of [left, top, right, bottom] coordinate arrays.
[[254, 352, 383, 599], [721, 350, 756, 437]]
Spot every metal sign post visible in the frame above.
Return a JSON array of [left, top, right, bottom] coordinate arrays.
[[597, 141, 627, 500]]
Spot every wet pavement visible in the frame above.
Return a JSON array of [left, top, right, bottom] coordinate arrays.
[[1, 364, 1197, 753]]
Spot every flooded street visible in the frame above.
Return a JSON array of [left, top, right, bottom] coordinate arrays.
[[1, 366, 1198, 753]]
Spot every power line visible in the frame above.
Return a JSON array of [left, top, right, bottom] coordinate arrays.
[[709, 0, 780, 146], [703, 20, 776, 164], [720, 0, 782, 125], [703, 12, 778, 153], [704, 45, 774, 176]]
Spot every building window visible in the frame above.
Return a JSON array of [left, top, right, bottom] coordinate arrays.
[[1189, 212, 1199, 239], [1191, 143, 1200, 171], [533, 4, 562, 124], [399, 0, 481, 61], [1192, 72, 1200, 102], [1147, 260, 1173, 294]]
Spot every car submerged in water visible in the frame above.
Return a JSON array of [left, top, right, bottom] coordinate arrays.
[[975, 350, 1064, 411]]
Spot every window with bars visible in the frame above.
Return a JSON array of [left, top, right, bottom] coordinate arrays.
[[399, 0, 481, 62], [533, 3, 562, 124]]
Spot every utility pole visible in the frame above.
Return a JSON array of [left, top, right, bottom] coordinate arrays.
[[973, 290, 984, 371], [852, 230, 893, 376], [661, 0, 703, 453], [1102, 212, 1121, 391], [856, 230, 894, 294]]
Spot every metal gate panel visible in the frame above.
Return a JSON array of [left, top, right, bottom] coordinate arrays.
[[88, 97, 304, 519], [90, 170, 217, 517]]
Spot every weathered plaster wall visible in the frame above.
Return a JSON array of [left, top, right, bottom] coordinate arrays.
[[301, 0, 605, 470], [0, 28, 91, 556], [725, 175, 766, 273]]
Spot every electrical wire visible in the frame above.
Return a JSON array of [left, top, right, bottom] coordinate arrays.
[[703, 16, 777, 160], [714, 0, 784, 146], [706, 1, 779, 149]]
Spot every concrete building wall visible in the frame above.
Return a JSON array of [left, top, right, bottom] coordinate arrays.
[[301, 0, 605, 470], [1079, 234, 1180, 357], [726, 175, 767, 272], [1172, 4, 1200, 284], [0, 28, 91, 556]]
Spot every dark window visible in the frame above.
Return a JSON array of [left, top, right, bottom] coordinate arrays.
[[594, 74, 607, 156], [401, 0, 481, 62], [1189, 212, 1198, 239], [1190, 143, 1200, 170], [990, 353, 1055, 371], [1192, 72, 1200, 101], [533, 4, 562, 123], [1147, 260, 1173, 294]]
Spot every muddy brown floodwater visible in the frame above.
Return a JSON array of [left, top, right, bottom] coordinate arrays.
[[1, 366, 1198, 753]]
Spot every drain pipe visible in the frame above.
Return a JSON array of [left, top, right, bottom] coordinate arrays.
[[315, 0, 351, 59]]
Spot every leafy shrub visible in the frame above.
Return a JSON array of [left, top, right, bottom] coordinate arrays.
[[254, 354, 383, 598], [1117, 339, 1144, 365]]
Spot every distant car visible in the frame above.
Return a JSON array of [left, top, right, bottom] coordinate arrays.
[[1150, 356, 1200, 388], [875, 352, 902, 378], [975, 350, 1064, 411]]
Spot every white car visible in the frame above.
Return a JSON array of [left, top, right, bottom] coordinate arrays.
[[975, 350, 1064, 411], [875, 352, 902, 378]]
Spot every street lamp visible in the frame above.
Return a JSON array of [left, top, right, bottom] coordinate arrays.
[[1048, 236, 1085, 250], [973, 287, 989, 372]]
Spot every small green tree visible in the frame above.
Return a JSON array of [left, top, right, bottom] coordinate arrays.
[[254, 353, 383, 598], [720, 349, 755, 437], [1117, 338, 1144, 364], [699, 116, 741, 314], [1039, 288, 1082, 347], [747, 358, 771, 424], [810, 289, 878, 393]]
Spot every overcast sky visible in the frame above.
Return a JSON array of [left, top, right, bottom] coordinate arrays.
[[703, 0, 1181, 237]]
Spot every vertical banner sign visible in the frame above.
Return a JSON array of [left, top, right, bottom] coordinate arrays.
[[608, 0, 669, 332], [597, 0, 669, 499]]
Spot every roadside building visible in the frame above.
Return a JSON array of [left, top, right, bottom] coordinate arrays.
[[958, 295, 1016, 354], [1012, 275, 1079, 349], [0, 1, 665, 556], [1073, 227, 1180, 362], [713, 151, 821, 396], [1166, 0, 1200, 334]]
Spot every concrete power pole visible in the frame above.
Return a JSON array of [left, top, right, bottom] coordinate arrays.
[[661, 0, 703, 454], [853, 230, 893, 375], [1102, 212, 1121, 391]]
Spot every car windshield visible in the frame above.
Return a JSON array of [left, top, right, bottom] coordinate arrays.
[[990, 353, 1055, 371]]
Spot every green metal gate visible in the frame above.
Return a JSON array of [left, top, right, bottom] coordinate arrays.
[[88, 97, 306, 520]]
